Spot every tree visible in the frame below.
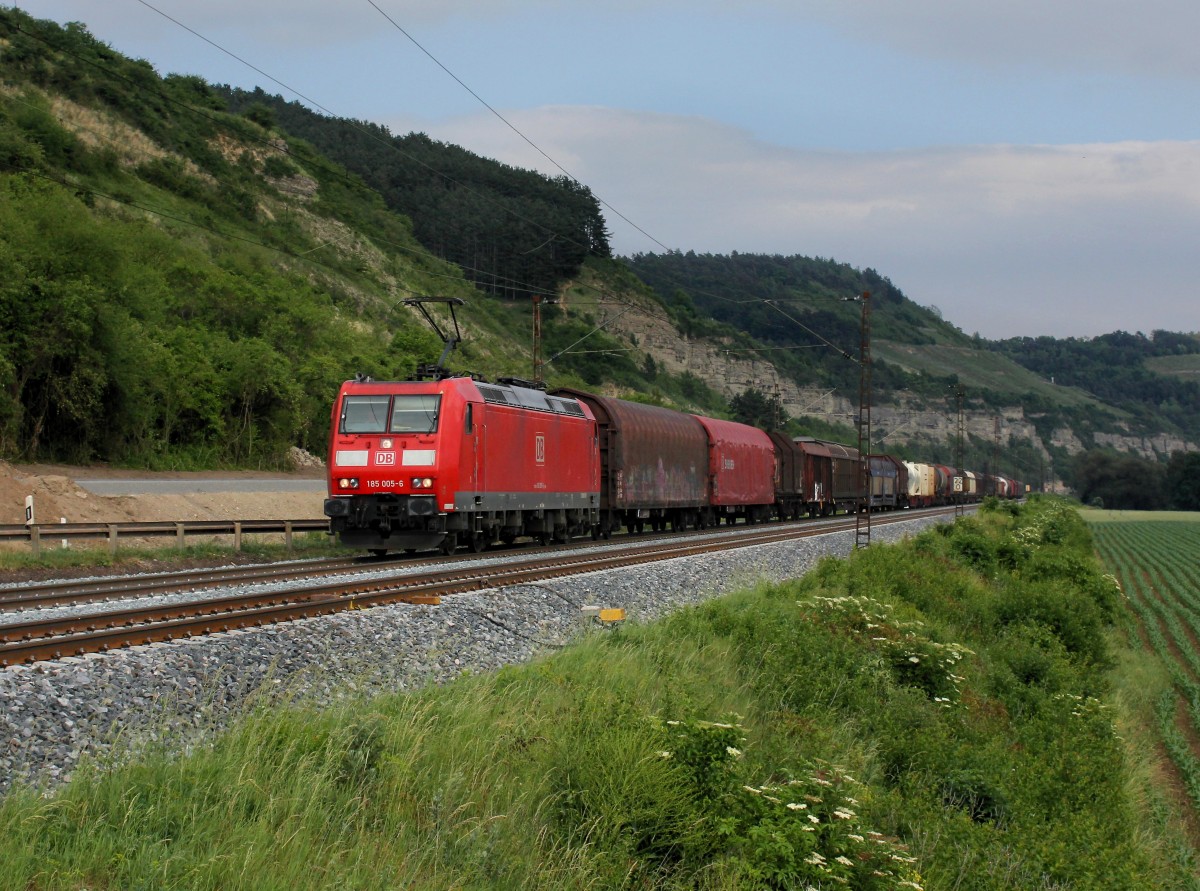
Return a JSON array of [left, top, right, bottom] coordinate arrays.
[[730, 387, 786, 430], [1167, 451, 1200, 511], [1070, 449, 1168, 511]]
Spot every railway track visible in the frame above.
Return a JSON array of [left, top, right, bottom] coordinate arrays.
[[0, 507, 961, 666], [0, 554, 398, 610]]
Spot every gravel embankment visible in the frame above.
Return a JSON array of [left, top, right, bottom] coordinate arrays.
[[0, 516, 946, 796]]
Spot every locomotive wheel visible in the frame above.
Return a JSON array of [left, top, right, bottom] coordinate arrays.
[[469, 532, 487, 553], [440, 533, 458, 555]]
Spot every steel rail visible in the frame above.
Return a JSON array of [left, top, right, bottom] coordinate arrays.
[[0, 508, 958, 666], [1, 505, 937, 611], [0, 554, 401, 610]]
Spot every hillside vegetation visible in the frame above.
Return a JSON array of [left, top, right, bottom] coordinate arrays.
[[1, 498, 1193, 889], [1, 8, 1196, 491]]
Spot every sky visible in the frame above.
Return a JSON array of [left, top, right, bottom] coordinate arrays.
[[17, 0, 1200, 339]]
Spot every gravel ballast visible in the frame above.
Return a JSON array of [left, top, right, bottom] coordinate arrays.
[[0, 516, 947, 796]]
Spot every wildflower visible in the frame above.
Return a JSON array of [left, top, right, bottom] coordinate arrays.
[[849, 833, 865, 842], [908, 656, 920, 664], [835, 855, 854, 867], [786, 802, 807, 810], [742, 785, 761, 794], [833, 808, 855, 820], [808, 814, 820, 823], [658, 751, 672, 759], [726, 746, 742, 757], [806, 852, 827, 865], [812, 776, 833, 786]]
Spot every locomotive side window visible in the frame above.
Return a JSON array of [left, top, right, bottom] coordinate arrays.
[[390, 395, 441, 433], [341, 395, 391, 433]]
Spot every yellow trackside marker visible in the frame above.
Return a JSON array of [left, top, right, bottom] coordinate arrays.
[[598, 608, 626, 623]]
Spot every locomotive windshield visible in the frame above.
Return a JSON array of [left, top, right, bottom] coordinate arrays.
[[340, 394, 441, 434], [390, 394, 441, 433], [341, 395, 390, 433]]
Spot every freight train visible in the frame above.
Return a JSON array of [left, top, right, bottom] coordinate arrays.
[[323, 373, 1024, 555]]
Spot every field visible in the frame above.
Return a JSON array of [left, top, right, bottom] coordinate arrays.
[[4, 499, 1199, 889], [1087, 514, 1200, 834], [873, 340, 1115, 409], [1145, 355, 1200, 380]]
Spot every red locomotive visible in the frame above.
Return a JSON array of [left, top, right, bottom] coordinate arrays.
[[324, 375, 600, 554]]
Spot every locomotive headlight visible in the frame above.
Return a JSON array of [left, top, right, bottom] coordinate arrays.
[[411, 477, 434, 489], [338, 477, 360, 490], [380, 438, 393, 449]]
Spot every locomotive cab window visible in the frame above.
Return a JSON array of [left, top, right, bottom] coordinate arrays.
[[390, 395, 441, 434], [341, 395, 391, 433]]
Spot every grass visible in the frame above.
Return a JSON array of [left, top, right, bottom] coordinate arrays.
[[1, 499, 1195, 889], [0, 532, 339, 574], [1086, 515, 1200, 850], [1145, 355, 1200, 379], [873, 340, 1114, 409]]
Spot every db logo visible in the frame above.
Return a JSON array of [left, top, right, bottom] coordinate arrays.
[[375, 451, 396, 466], [535, 434, 546, 465]]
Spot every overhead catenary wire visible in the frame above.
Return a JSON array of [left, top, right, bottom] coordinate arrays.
[[13, 5, 859, 371], [122, 0, 602, 271], [126, 2, 858, 360], [365, 0, 671, 255]]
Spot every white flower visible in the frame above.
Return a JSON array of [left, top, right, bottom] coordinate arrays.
[[658, 751, 672, 759], [808, 814, 821, 823], [726, 746, 742, 757], [908, 656, 920, 664], [835, 855, 854, 866], [786, 802, 807, 810]]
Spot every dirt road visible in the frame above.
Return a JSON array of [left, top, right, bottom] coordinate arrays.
[[1, 460, 327, 525]]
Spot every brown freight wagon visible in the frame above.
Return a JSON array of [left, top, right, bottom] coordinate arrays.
[[552, 388, 709, 535], [796, 437, 863, 513]]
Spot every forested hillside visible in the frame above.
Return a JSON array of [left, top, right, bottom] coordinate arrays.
[[2, 8, 1196, 495], [220, 87, 611, 300], [0, 9, 480, 466], [995, 330, 1200, 440], [625, 250, 969, 398]]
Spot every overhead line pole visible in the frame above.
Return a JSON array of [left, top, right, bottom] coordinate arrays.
[[952, 384, 965, 518], [852, 292, 872, 550]]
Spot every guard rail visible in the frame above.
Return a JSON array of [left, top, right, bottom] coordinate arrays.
[[0, 519, 330, 556]]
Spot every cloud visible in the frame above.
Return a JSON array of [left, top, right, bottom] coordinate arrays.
[[780, 0, 1200, 80], [409, 106, 1200, 337], [40, 0, 1200, 79]]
